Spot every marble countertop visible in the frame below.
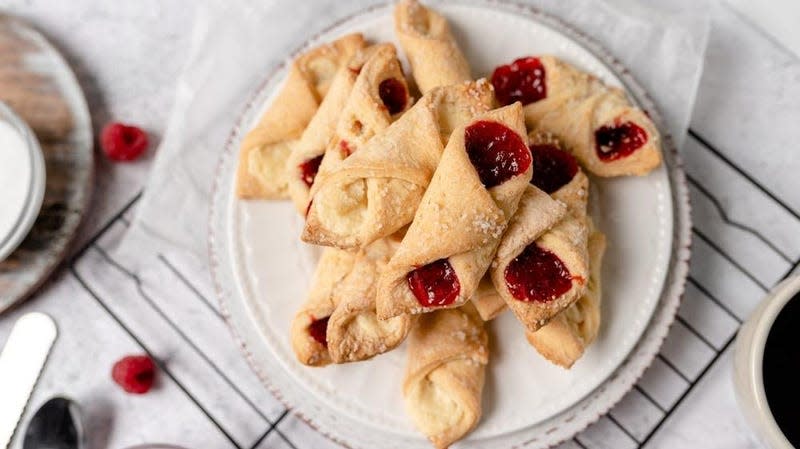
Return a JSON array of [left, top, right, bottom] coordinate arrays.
[[1, 1, 799, 448]]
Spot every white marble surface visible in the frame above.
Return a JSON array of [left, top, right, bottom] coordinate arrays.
[[3, 0, 199, 250], [0, 1, 799, 449]]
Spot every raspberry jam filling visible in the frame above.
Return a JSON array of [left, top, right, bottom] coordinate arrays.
[[378, 78, 407, 114], [529, 143, 579, 193], [407, 259, 460, 307], [504, 243, 573, 302], [491, 57, 547, 106], [308, 316, 330, 347], [299, 154, 324, 188], [465, 120, 532, 188], [595, 121, 648, 161], [339, 140, 354, 158]]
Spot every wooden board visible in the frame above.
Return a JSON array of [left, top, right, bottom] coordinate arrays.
[[0, 15, 93, 312]]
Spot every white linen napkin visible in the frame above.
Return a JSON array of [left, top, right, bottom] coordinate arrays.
[[114, 0, 711, 266]]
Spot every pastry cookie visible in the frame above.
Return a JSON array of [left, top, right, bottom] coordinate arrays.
[[403, 303, 488, 449], [475, 185, 566, 324], [326, 236, 414, 363], [378, 103, 531, 319], [237, 33, 366, 199], [317, 44, 411, 175], [290, 248, 357, 366], [286, 43, 411, 213], [491, 55, 661, 177], [491, 133, 590, 332], [303, 79, 495, 249], [395, 0, 472, 93], [527, 224, 606, 368]]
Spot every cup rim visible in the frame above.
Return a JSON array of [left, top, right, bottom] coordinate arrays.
[[0, 100, 46, 262], [747, 274, 800, 448]]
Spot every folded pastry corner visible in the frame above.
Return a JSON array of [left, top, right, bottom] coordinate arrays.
[[318, 44, 412, 173], [302, 80, 494, 249], [290, 247, 357, 366], [378, 103, 531, 319], [403, 303, 488, 449], [527, 224, 606, 368], [394, 0, 472, 94], [286, 43, 411, 213], [326, 236, 414, 363], [237, 33, 366, 199], [491, 133, 590, 332], [491, 55, 661, 177], [471, 275, 507, 321]]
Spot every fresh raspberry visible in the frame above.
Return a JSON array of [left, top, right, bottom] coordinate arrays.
[[101, 122, 149, 161], [112, 355, 156, 394]]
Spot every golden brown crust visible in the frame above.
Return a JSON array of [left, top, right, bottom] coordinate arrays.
[[403, 303, 488, 449], [290, 248, 357, 366], [326, 236, 414, 363], [302, 79, 495, 249], [236, 33, 366, 199], [526, 225, 606, 368], [524, 55, 661, 177], [471, 275, 506, 321], [394, 0, 472, 94], [378, 103, 530, 319], [287, 44, 411, 213]]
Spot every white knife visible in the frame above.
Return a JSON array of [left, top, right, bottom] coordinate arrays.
[[0, 313, 57, 448]]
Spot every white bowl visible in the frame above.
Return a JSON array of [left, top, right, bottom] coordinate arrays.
[[733, 274, 800, 449], [0, 101, 46, 262]]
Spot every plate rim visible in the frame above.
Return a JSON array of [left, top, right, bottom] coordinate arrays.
[[208, 1, 692, 447], [0, 15, 95, 312]]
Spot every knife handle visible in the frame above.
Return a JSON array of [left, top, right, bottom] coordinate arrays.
[[0, 313, 57, 448]]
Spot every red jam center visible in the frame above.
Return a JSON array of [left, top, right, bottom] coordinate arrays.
[[594, 121, 648, 161], [465, 120, 532, 188], [504, 243, 572, 302], [529, 143, 579, 194], [308, 316, 329, 347], [406, 259, 460, 307], [491, 57, 547, 106], [299, 154, 324, 188], [339, 140, 353, 158], [378, 78, 407, 115]]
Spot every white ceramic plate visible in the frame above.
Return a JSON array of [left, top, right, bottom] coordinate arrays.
[[210, 2, 691, 448]]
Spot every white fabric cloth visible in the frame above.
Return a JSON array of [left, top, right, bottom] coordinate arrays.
[[117, 0, 711, 267]]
